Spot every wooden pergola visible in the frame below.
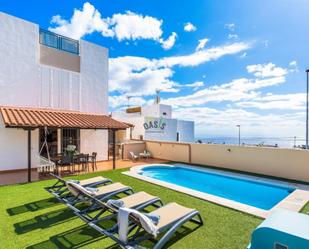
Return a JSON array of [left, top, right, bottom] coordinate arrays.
[[0, 106, 130, 182]]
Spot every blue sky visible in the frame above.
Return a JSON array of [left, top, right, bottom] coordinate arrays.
[[2, 0, 309, 138]]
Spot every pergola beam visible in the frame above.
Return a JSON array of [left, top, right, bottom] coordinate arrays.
[[112, 129, 116, 170], [27, 128, 33, 183]]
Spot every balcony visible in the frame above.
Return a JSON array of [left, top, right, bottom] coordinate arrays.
[[39, 29, 79, 55]]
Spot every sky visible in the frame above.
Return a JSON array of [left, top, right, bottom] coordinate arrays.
[[2, 0, 309, 138]]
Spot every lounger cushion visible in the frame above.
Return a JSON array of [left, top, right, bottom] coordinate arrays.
[[79, 176, 108, 186], [67, 182, 94, 197], [94, 183, 128, 196], [120, 191, 157, 208], [150, 202, 195, 230]]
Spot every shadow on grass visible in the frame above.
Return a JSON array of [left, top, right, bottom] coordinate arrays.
[[99, 220, 202, 249], [14, 208, 76, 234], [161, 223, 202, 248], [26, 225, 109, 249], [7, 197, 60, 216]]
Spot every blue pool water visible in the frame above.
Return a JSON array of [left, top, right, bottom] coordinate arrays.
[[139, 164, 295, 210]]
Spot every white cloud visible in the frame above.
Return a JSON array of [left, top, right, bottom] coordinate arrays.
[[162, 63, 288, 107], [172, 106, 305, 137], [228, 34, 238, 40], [163, 77, 285, 107], [109, 95, 146, 108], [289, 60, 299, 73], [160, 42, 250, 68], [195, 38, 209, 51], [160, 32, 177, 50], [246, 63, 288, 78], [49, 2, 112, 40], [183, 81, 204, 90], [262, 40, 269, 47], [109, 56, 177, 96], [49, 2, 177, 49], [224, 23, 235, 31], [184, 22, 197, 32], [236, 93, 306, 110], [109, 41, 250, 99], [107, 11, 163, 41], [240, 52, 247, 58], [289, 60, 297, 67]]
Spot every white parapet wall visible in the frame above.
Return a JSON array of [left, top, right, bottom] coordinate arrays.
[[0, 119, 39, 171], [145, 141, 309, 183]]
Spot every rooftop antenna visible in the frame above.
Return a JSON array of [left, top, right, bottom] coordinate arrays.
[[155, 89, 161, 104], [127, 96, 132, 107]]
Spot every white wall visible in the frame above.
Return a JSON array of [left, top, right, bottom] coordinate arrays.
[[80, 40, 108, 114], [0, 118, 39, 170], [158, 104, 172, 118], [177, 120, 195, 142], [40, 66, 81, 110], [0, 12, 40, 107], [144, 117, 177, 142], [112, 114, 145, 140], [80, 129, 108, 161], [141, 104, 172, 118]]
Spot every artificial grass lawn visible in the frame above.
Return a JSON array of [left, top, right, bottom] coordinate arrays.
[[1, 168, 268, 249]]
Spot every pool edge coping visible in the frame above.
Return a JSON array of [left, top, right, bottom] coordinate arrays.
[[123, 164, 309, 219]]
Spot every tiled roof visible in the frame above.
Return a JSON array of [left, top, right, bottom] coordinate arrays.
[[0, 106, 129, 130]]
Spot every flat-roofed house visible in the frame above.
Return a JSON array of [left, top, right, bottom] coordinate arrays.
[[112, 102, 195, 143], [0, 12, 128, 179]]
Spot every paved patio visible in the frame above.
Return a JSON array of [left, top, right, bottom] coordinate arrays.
[[0, 158, 168, 185]]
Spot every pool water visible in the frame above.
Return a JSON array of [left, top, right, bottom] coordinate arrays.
[[139, 164, 295, 210]]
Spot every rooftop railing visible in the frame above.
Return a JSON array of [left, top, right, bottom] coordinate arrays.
[[39, 29, 79, 55]]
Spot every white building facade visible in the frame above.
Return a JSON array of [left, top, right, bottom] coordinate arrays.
[[0, 12, 110, 171], [112, 103, 195, 143]]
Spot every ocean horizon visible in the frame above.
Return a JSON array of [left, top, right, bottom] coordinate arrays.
[[198, 136, 306, 148]]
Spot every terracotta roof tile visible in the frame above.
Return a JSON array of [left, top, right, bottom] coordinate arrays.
[[0, 106, 129, 130]]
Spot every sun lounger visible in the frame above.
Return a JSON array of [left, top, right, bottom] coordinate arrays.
[[45, 173, 112, 201], [129, 151, 138, 162], [89, 202, 203, 249], [75, 191, 163, 223], [65, 181, 134, 212]]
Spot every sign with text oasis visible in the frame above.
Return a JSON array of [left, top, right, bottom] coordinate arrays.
[[143, 117, 166, 133]]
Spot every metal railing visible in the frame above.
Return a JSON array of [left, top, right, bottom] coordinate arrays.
[[39, 29, 79, 55]]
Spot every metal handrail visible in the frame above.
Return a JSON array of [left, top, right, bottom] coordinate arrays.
[[39, 29, 79, 55]]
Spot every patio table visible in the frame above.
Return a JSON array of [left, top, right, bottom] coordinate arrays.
[[139, 152, 151, 160]]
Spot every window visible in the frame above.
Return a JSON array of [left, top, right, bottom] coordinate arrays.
[[62, 128, 80, 153], [274, 243, 288, 249]]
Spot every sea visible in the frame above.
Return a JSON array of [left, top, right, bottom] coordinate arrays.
[[198, 137, 306, 149]]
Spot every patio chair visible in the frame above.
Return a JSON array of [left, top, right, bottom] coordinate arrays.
[[79, 153, 90, 172], [55, 154, 72, 174], [89, 152, 97, 171], [129, 151, 138, 162], [75, 191, 163, 223], [65, 181, 134, 210], [45, 173, 112, 201], [89, 202, 203, 249]]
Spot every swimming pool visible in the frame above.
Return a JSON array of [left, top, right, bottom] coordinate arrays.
[[138, 164, 295, 210]]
